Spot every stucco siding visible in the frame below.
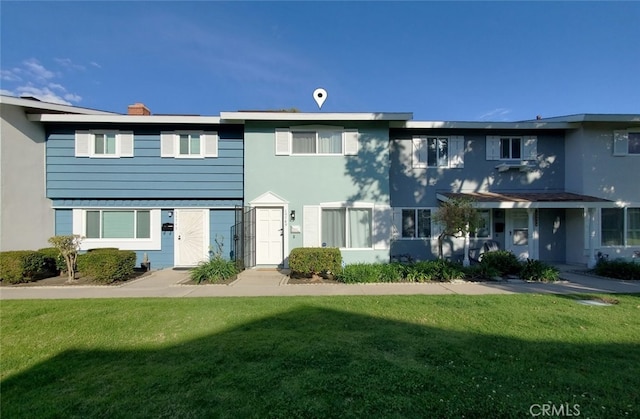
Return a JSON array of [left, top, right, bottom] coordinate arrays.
[[538, 209, 566, 262], [0, 103, 54, 250], [46, 127, 243, 199]]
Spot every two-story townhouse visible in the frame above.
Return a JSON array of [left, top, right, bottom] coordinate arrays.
[[225, 111, 412, 268], [0, 95, 116, 251], [389, 116, 640, 267], [26, 103, 244, 268]]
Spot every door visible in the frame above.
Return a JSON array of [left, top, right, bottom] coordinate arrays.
[[506, 209, 529, 260], [255, 207, 284, 265], [175, 209, 208, 266]]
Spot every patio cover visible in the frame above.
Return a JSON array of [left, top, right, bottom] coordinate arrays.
[[437, 192, 614, 209]]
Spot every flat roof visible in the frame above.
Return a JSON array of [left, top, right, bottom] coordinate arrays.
[[438, 192, 615, 209], [27, 114, 222, 124], [220, 111, 413, 122], [0, 95, 117, 115], [392, 120, 578, 130]]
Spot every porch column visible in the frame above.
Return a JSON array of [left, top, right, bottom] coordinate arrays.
[[527, 208, 536, 260], [463, 223, 470, 267], [587, 207, 597, 268]]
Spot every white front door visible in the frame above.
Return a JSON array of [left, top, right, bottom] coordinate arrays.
[[256, 207, 284, 265], [506, 209, 529, 260], [175, 209, 209, 266]]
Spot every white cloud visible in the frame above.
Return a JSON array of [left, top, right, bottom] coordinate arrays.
[[0, 58, 84, 105], [477, 108, 512, 121], [90, 61, 102, 68]]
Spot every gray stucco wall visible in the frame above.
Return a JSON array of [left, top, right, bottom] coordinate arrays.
[[565, 123, 640, 201], [0, 104, 54, 250], [390, 130, 566, 207]]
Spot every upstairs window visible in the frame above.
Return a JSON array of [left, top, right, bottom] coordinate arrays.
[[613, 130, 640, 156], [486, 135, 537, 161], [412, 136, 465, 168], [500, 137, 521, 160], [75, 131, 134, 158], [161, 131, 218, 158], [275, 127, 359, 156], [629, 132, 640, 154]]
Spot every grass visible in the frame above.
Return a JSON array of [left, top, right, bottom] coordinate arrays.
[[2, 294, 639, 418]]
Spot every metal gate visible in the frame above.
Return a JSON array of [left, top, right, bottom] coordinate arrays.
[[230, 206, 256, 270]]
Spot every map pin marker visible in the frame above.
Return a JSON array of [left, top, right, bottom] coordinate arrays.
[[313, 88, 327, 109]]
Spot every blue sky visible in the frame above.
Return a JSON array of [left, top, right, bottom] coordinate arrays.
[[1, 1, 639, 121]]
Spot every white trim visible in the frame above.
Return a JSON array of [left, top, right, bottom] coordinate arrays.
[[250, 191, 289, 205], [396, 120, 579, 129], [73, 208, 161, 251], [393, 207, 438, 240], [221, 111, 413, 122], [412, 136, 453, 168], [317, 202, 375, 250], [29, 113, 222, 124], [436, 193, 617, 209], [1, 94, 116, 114]]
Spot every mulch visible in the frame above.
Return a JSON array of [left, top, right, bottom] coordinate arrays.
[[0, 269, 151, 287]]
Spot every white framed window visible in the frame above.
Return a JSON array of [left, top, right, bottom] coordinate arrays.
[[72, 208, 161, 251], [320, 207, 372, 249], [486, 135, 537, 161], [412, 136, 465, 168], [275, 127, 359, 156], [161, 131, 218, 158], [400, 208, 431, 238], [601, 207, 640, 246], [614, 130, 640, 156], [470, 209, 492, 238], [75, 130, 134, 158]]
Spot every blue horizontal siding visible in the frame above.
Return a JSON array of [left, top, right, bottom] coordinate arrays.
[[51, 199, 243, 208], [210, 210, 236, 260], [46, 130, 243, 200], [55, 209, 72, 235]]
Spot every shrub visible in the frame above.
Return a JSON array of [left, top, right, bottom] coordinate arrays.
[[289, 248, 342, 276], [480, 251, 522, 276], [520, 259, 560, 282], [336, 263, 381, 283], [404, 260, 466, 282], [48, 235, 83, 282], [463, 264, 501, 281], [77, 249, 136, 283], [38, 247, 66, 274], [190, 257, 238, 284], [0, 251, 46, 284], [378, 263, 407, 282], [594, 259, 640, 280]]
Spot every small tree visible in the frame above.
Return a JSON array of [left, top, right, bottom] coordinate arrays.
[[48, 235, 83, 282], [432, 197, 480, 263]]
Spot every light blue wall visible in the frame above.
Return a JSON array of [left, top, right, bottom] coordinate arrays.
[[55, 209, 72, 235], [46, 126, 243, 199], [244, 121, 391, 264]]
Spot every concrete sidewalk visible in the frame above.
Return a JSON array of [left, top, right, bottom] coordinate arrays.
[[1, 266, 638, 300]]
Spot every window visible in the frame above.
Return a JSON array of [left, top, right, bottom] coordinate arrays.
[[601, 207, 640, 246], [500, 137, 522, 159], [160, 131, 218, 158], [86, 210, 151, 239], [94, 133, 117, 155], [470, 210, 491, 238], [401, 209, 431, 238], [413, 137, 448, 167], [179, 133, 201, 156], [75, 131, 134, 158], [275, 128, 359, 156], [321, 207, 372, 248], [629, 132, 640, 154]]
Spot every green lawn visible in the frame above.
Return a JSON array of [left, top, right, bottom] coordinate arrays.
[[1, 294, 639, 418]]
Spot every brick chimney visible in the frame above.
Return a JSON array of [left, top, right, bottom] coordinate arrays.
[[127, 103, 151, 115]]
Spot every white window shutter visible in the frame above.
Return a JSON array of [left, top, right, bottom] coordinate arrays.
[[523, 136, 537, 161], [275, 129, 291, 155], [412, 137, 427, 168], [486, 136, 501, 160], [303, 206, 321, 247], [161, 132, 175, 157], [431, 212, 443, 238], [373, 205, 391, 249], [343, 129, 359, 155], [391, 208, 402, 240], [75, 131, 91, 157], [449, 136, 465, 168], [613, 130, 629, 156], [203, 132, 219, 157], [72, 209, 84, 236], [119, 132, 134, 157]]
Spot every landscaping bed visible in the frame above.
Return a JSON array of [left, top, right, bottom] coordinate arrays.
[[0, 268, 151, 287]]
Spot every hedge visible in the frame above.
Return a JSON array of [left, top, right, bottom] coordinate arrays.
[[77, 249, 137, 283], [37, 247, 66, 274], [289, 247, 342, 276], [0, 251, 46, 284]]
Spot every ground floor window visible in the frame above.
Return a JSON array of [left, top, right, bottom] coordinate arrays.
[[321, 207, 372, 248], [601, 207, 640, 246], [86, 210, 151, 239], [401, 209, 431, 238], [470, 209, 491, 238]]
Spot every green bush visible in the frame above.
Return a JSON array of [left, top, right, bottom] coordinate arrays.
[[289, 247, 342, 276], [520, 259, 560, 282], [37, 247, 66, 274], [378, 263, 407, 282], [0, 251, 46, 284], [594, 259, 640, 280], [463, 264, 501, 281], [77, 249, 136, 283], [336, 263, 381, 283], [190, 257, 238, 284], [480, 251, 522, 276]]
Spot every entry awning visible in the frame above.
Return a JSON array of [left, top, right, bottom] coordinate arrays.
[[437, 192, 615, 209]]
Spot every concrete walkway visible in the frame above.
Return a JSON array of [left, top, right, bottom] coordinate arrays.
[[1, 266, 638, 300]]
